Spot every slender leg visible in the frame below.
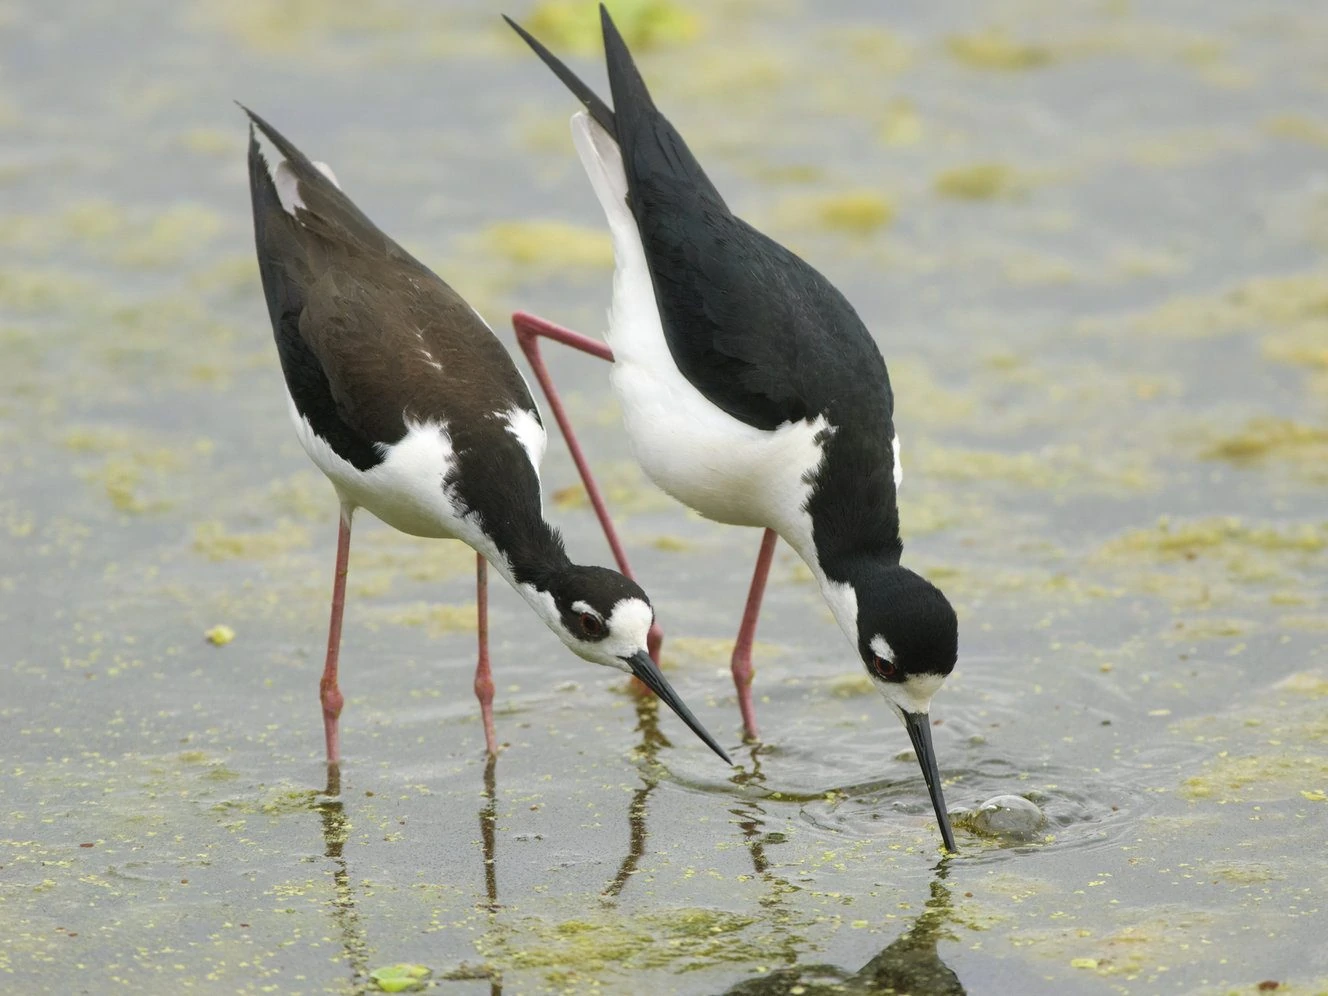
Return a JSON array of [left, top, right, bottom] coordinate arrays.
[[474, 553, 498, 756], [322, 506, 353, 771], [732, 529, 778, 743], [512, 311, 664, 664]]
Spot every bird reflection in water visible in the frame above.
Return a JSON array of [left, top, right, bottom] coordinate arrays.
[[314, 765, 371, 992], [475, 755, 505, 995], [314, 763, 505, 995], [479, 754, 500, 912], [720, 867, 966, 995], [603, 692, 668, 899]]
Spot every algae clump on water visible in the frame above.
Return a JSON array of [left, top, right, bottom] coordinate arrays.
[[935, 163, 1022, 201], [946, 29, 1054, 71], [525, 0, 700, 55]]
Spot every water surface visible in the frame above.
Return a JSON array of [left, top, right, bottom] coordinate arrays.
[[2, 0, 1326, 992]]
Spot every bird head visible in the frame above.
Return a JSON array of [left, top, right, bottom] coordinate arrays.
[[842, 561, 959, 851], [530, 565, 731, 765]]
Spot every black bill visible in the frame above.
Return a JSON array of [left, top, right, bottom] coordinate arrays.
[[626, 650, 732, 765], [903, 710, 957, 853]]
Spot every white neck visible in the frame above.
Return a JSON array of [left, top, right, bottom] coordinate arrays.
[[780, 523, 861, 650]]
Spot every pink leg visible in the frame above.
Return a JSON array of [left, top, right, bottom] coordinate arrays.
[[512, 311, 664, 664], [321, 508, 352, 769], [474, 554, 498, 756], [733, 529, 778, 742]]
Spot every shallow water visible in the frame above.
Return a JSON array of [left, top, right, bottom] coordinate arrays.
[[2, 0, 1326, 993]]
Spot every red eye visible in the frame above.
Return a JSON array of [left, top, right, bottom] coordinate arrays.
[[580, 612, 605, 638], [873, 654, 898, 680]]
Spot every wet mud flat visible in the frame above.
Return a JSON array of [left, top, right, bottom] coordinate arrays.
[[2, 0, 1327, 992]]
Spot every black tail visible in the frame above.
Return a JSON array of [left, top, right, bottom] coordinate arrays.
[[502, 13, 617, 136], [238, 103, 325, 180], [597, 4, 658, 142]]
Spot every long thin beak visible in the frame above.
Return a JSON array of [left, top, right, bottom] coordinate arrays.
[[625, 650, 732, 765], [902, 711, 957, 853]]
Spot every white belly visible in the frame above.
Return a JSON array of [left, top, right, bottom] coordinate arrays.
[[288, 398, 468, 541], [571, 111, 832, 541], [610, 357, 827, 532]]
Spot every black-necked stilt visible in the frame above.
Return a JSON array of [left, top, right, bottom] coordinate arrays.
[[504, 8, 958, 850], [241, 106, 730, 772]]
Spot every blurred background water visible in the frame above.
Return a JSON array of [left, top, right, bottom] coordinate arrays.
[[1, 0, 1326, 993]]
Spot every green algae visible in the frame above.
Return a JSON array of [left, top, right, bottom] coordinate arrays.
[[1201, 417, 1328, 473], [63, 427, 204, 514], [523, 0, 700, 56], [826, 673, 874, 698], [1165, 617, 1253, 641], [380, 602, 478, 636], [203, 624, 235, 647], [920, 444, 1154, 492], [647, 533, 693, 552], [0, 266, 99, 312], [665, 636, 781, 671], [550, 461, 675, 515], [192, 520, 312, 561], [1181, 753, 1328, 803], [1113, 269, 1328, 341], [1011, 910, 1227, 980], [946, 29, 1054, 71], [476, 907, 779, 986], [1099, 516, 1326, 563], [934, 163, 1023, 201], [343, 531, 478, 598], [1, 199, 225, 268], [1178, 670, 1328, 804], [369, 963, 431, 992], [202, 0, 413, 50], [1264, 113, 1328, 147], [879, 98, 923, 146], [472, 219, 613, 273], [779, 191, 896, 235]]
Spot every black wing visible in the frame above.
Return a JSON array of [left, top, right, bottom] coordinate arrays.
[[508, 6, 893, 432], [244, 107, 540, 459]]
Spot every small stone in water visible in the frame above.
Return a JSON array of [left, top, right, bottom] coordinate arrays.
[[970, 795, 1045, 838]]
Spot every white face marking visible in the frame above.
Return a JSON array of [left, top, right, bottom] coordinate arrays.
[[892, 433, 902, 490], [517, 588, 652, 671], [872, 673, 946, 717], [597, 597, 654, 665], [569, 600, 599, 619], [497, 406, 547, 480], [869, 635, 895, 662]]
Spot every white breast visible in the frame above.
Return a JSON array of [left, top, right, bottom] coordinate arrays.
[[287, 396, 474, 542], [570, 113, 830, 536]]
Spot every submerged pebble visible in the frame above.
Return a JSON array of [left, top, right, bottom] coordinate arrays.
[[964, 795, 1045, 840]]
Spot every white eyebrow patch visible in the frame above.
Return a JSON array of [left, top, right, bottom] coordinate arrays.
[[870, 635, 895, 662], [570, 600, 600, 619]]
